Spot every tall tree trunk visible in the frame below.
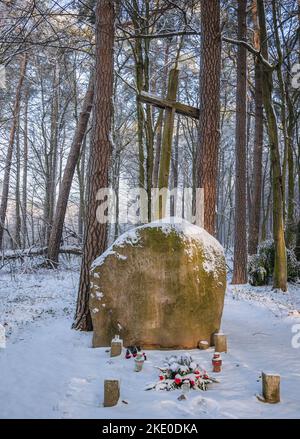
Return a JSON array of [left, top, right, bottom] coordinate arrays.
[[246, 98, 253, 227], [0, 53, 28, 249], [14, 113, 21, 248], [77, 133, 87, 241], [217, 77, 229, 244], [285, 79, 296, 247], [48, 62, 60, 242], [295, 219, 300, 261], [257, 0, 287, 291], [43, 62, 60, 245], [248, 2, 264, 254], [132, 0, 145, 191], [47, 73, 94, 266], [226, 162, 234, 251], [144, 3, 154, 222], [113, 148, 121, 240], [22, 88, 29, 248], [232, 0, 248, 284], [73, 0, 115, 331], [196, 0, 221, 236], [261, 161, 271, 241], [286, 122, 295, 247], [272, 0, 288, 223]]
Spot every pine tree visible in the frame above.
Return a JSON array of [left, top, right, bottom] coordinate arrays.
[[73, 0, 116, 331], [196, 0, 221, 236]]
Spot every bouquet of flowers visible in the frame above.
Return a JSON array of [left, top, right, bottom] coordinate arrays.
[[146, 353, 218, 392]]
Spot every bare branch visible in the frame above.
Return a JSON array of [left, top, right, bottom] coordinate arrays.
[[222, 35, 275, 70]]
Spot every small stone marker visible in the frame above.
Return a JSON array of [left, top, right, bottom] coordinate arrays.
[[198, 340, 209, 350], [260, 372, 280, 403], [110, 334, 123, 357], [214, 333, 227, 353], [104, 379, 120, 407]]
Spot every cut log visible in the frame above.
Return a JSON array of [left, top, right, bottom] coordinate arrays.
[[261, 372, 280, 403], [0, 324, 5, 348], [214, 333, 227, 353], [104, 379, 120, 407], [138, 91, 200, 119]]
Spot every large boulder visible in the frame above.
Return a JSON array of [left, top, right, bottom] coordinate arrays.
[[90, 218, 226, 349]]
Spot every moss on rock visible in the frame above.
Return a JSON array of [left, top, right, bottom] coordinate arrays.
[[90, 219, 226, 349]]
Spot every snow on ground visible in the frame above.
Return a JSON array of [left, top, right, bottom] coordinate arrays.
[[0, 264, 79, 339], [0, 263, 300, 419]]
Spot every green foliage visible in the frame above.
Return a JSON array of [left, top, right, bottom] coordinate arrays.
[[248, 240, 300, 286]]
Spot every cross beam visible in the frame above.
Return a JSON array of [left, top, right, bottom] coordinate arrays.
[[137, 67, 199, 219], [138, 91, 200, 120]]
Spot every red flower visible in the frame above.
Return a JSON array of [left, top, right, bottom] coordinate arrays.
[[159, 375, 164, 381], [174, 377, 182, 385], [189, 379, 195, 387]]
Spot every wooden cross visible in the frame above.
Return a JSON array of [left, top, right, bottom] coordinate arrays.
[[137, 68, 199, 218], [138, 88, 199, 120]]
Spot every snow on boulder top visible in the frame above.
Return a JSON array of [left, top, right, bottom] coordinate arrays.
[[92, 217, 224, 271], [90, 217, 226, 349]]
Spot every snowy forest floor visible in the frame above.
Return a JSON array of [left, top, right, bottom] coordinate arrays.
[[0, 259, 300, 419]]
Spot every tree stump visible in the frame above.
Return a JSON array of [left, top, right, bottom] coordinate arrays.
[[110, 335, 123, 357], [198, 340, 209, 350], [104, 379, 120, 407], [214, 333, 227, 353], [0, 324, 5, 349], [261, 372, 280, 403]]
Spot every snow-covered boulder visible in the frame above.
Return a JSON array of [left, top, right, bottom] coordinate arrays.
[[90, 218, 226, 349]]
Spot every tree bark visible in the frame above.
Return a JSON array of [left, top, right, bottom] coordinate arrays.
[[132, 0, 145, 191], [43, 61, 60, 245], [77, 133, 87, 241], [295, 219, 300, 261], [286, 99, 295, 247], [257, 0, 287, 291], [47, 73, 94, 266], [0, 53, 28, 249], [144, 3, 154, 222], [22, 88, 29, 248], [196, 0, 221, 236], [272, 0, 288, 224], [248, 0, 264, 255], [73, 0, 115, 331], [49, 61, 60, 240], [232, 0, 248, 284], [14, 112, 21, 248], [285, 68, 296, 247]]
